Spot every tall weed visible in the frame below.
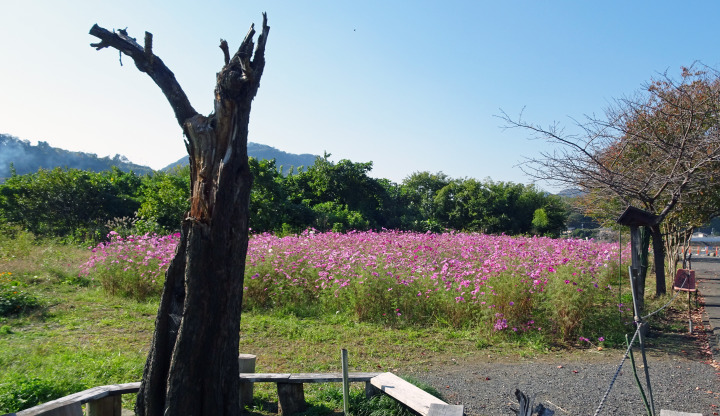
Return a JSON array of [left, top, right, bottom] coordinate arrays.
[[0, 225, 35, 260]]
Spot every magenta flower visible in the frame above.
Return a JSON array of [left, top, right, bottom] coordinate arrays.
[[82, 228, 629, 336]]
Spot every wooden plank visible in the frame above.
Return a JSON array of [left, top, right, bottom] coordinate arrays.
[[287, 372, 381, 383], [428, 403, 464, 416], [239, 372, 381, 383], [239, 373, 291, 382], [370, 372, 446, 416], [78, 383, 141, 403], [16, 390, 91, 414], [347, 372, 384, 380], [15, 383, 140, 416], [15, 402, 83, 416], [15, 388, 98, 415], [42, 403, 82, 416]]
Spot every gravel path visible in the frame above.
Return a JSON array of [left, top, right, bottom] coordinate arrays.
[[400, 259, 720, 415], [406, 348, 719, 415]]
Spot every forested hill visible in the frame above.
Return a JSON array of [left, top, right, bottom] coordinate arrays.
[[0, 133, 153, 179], [163, 142, 318, 175], [0, 134, 320, 181]]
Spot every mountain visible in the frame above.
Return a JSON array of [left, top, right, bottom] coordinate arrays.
[[0, 133, 153, 180], [556, 188, 585, 198], [162, 142, 319, 175], [0, 134, 319, 182]]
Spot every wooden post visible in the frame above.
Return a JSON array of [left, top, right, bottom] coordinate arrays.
[[365, 381, 380, 398], [238, 354, 257, 410], [628, 226, 644, 323], [688, 291, 693, 333], [341, 349, 350, 415], [86, 395, 121, 416], [277, 383, 306, 415]]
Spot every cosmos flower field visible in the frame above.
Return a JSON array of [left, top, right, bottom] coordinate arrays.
[[82, 229, 631, 343]]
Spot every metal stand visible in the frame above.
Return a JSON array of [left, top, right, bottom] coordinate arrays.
[[688, 291, 693, 334], [630, 266, 656, 416], [617, 206, 660, 416]]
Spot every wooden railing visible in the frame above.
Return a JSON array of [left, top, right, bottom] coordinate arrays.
[[11, 382, 140, 416]]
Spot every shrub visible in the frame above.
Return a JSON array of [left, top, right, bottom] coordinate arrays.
[[136, 169, 189, 234], [0, 167, 141, 241]]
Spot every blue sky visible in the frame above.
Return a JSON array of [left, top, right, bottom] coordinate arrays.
[[2, 1, 719, 190]]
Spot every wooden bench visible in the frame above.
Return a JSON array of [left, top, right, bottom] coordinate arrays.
[[12, 382, 140, 416], [10, 372, 463, 416], [239, 372, 381, 414], [370, 372, 463, 416], [9, 374, 380, 416]]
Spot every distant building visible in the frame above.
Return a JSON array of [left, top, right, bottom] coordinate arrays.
[[690, 233, 720, 246]]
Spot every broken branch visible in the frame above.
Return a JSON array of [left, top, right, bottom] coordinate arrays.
[[220, 39, 230, 66], [89, 24, 197, 126]]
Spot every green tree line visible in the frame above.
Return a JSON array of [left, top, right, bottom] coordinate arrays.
[[0, 156, 568, 241]]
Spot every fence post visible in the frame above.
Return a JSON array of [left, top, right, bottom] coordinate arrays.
[[239, 353, 257, 410], [86, 395, 121, 416]]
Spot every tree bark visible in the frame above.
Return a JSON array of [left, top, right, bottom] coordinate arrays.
[[90, 14, 269, 416], [662, 222, 694, 281], [635, 226, 650, 313], [649, 224, 666, 296]]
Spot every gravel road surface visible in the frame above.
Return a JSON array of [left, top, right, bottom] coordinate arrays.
[[401, 258, 720, 416]]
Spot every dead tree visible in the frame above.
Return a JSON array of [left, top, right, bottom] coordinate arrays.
[[89, 14, 269, 416]]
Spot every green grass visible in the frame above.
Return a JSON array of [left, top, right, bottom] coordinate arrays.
[[0, 272, 41, 316], [0, 237, 691, 414]]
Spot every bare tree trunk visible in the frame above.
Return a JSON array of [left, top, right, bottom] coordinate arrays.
[[89, 14, 269, 416], [649, 224, 666, 296], [635, 226, 650, 313], [663, 222, 694, 277], [681, 228, 694, 267], [663, 223, 679, 277]]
